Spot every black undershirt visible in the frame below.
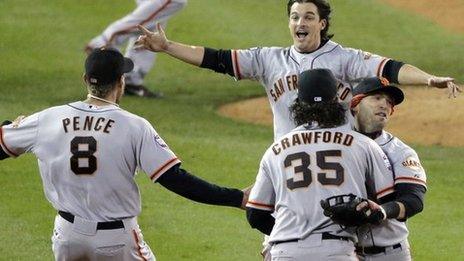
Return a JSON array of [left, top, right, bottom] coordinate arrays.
[[156, 163, 243, 208], [246, 208, 275, 235]]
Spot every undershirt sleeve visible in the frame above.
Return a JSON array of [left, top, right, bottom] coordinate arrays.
[[156, 163, 244, 208]]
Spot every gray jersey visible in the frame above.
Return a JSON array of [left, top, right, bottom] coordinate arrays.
[[246, 124, 395, 243], [0, 101, 180, 221], [232, 41, 389, 140], [358, 131, 427, 247]]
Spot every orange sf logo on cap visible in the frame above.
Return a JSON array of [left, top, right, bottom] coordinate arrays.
[[380, 77, 390, 87]]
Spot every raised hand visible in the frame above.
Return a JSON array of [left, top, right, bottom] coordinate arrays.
[[428, 76, 462, 98], [135, 24, 169, 52]]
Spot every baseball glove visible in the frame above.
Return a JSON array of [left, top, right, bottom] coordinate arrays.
[[320, 194, 372, 227]]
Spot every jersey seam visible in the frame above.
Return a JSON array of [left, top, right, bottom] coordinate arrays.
[[288, 48, 300, 66], [310, 44, 340, 68], [378, 135, 395, 146]]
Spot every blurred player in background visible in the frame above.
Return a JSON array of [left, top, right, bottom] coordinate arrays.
[[86, 0, 187, 98]]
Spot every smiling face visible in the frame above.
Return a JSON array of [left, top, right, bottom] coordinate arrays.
[[288, 2, 326, 52], [353, 93, 394, 134]]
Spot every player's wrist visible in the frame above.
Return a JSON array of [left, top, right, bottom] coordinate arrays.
[[427, 76, 435, 86], [380, 201, 400, 219]]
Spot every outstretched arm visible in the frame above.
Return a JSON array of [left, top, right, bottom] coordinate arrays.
[[135, 24, 205, 66], [156, 163, 246, 209], [398, 64, 461, 98]]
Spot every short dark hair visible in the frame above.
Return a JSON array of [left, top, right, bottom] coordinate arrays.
[[86, 81, 118, 98], [287, 0, 334, 42], [290, 99, 346, 127]]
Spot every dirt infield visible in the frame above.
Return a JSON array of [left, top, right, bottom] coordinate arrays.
[[218, 0, 464, 146]]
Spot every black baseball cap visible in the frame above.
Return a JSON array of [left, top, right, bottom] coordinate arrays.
[[85, 48, 134, 86], [297, 69, 339, 104], [352, 77, 404, 105]]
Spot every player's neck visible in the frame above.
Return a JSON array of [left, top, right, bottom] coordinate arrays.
[[85, 94, 119, 107], [295, 39, 326, 54], [360, 130, 382, 140]]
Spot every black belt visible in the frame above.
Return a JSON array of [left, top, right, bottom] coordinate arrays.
[[274, 232, 351, 245], [58, 211, 124, 230], [356, 243, 402, 255]]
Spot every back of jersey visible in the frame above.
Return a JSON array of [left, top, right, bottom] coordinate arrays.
[[1, 101, 180, 221], [247, 124, 393, 242]]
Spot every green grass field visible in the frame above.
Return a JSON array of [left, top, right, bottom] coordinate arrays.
[[1, 0, 463, 260]]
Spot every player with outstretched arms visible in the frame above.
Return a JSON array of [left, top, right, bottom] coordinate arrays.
[[134, 0, 460, 141]]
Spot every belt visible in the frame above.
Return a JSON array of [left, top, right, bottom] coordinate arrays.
[[58, 211, 124, 230], [356, 243, 402, 255], [273, 232, 350, 245]]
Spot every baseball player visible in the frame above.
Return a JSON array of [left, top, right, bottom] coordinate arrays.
[[134, 0, 461, 140], [349, 77, 427, 261], [86, 0, 188, 98], [246, 69, 395, 261], [0, 48, 246, 260]]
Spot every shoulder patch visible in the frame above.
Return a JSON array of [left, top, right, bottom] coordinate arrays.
[[402, 156, 422, 170], [154, 134, 168, 148]]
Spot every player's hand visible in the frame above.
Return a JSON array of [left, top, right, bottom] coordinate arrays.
[[1, 115, 25, 128], [428, 76, 462, 98], [135, 24, 169, 52], [356, 199, 386, 224], [12, 115, 26, 128]]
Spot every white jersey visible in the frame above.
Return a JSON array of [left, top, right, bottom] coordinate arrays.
[[246, 124, 395, 243], [0, 101, 180, 221], [232, 41, 389, 140], [358, 131, 427, 247]]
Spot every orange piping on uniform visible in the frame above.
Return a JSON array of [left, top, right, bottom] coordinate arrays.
[[132, 229, 148, 261], [376, 185, 394, 197], [150, 157, 179, 180], [395, 177, 426, 185], [247, 200, 274, 210], [232, 50, 242, 80], [376, 58, 388, 77]]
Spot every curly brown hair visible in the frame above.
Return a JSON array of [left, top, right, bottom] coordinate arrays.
[[290, 99, 346, 127]]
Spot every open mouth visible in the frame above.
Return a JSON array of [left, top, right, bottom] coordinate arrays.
[[296, 31, 309, 40], [375, 112, 387, 118]]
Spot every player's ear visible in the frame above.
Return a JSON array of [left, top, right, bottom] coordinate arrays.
[[116, 75, 125, 92], [82, 73, 89, 85], [350, 106, 359, 116], [320, 19, 327, 30]]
